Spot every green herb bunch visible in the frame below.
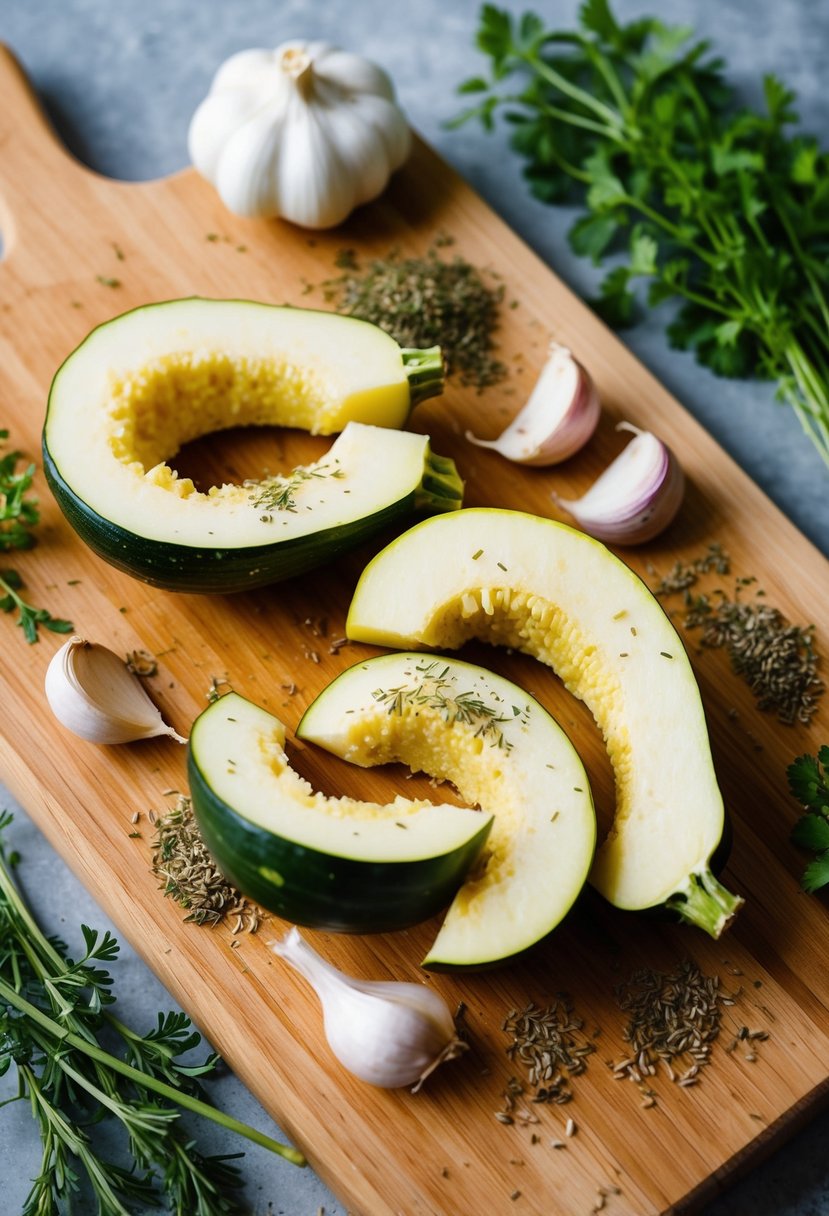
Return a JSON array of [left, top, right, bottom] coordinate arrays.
[[0, 812, 304, 1215], [454, 1, 829, 465], [0, 429, 73, 643], [789, 746, 829, 891]]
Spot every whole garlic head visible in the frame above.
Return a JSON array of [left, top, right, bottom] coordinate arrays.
[[188, 41, 412, 228]]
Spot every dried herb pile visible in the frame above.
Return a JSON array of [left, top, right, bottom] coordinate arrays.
[[324, 241, 506, 389], [652, 546, 823, 725], [495, 998, 596, 1123], [150, 794, 260, 932], [611, 961, 731, 1103]]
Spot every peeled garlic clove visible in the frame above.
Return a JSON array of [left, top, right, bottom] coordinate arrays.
[[272, 927, 466, 1091], [466, 343, 600, 466], [45, 636, 186, 745], [554, 422, 685, 545]]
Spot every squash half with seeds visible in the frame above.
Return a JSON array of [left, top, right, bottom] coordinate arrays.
[[42, 298, 457, 593]]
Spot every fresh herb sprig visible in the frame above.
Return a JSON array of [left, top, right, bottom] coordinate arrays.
[[789, 746, 829, 891], [0, 569, 73, 645], [0, 430, 39, 551], [0, 430, 73, 643], [0, 811, 304, 1215], [455, 2, 829, 465]]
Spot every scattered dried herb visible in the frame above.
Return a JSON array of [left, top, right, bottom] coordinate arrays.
[[653, 547, 823, 725], [246, 461, 344, 516], [788, 745, 829, 891], [500, 998, 596, 1110], [206, 675, 233, 704], [324, 240, 506, 389], [126, 648, 158, 677], [372, 658, 526, 751], [610, 960, 758, 1102], [150, 794, 260, 931]]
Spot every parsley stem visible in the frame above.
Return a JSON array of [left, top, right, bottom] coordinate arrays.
[[0, 976, 306, 1166], [524, 49, 623, 128]]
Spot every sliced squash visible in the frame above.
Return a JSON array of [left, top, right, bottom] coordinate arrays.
[[346, 508, 743, 938], [188, 691, 493, 933], [43, 298, 455, 592], [297, 653, 596, 967]]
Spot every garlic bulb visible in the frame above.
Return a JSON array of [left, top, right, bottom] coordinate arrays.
[[188, 42, 411, 228], [466, 343, 600, 465], [272, 927, 466, 1090], [554, 422, 685, 545], [45, 636, 186, 745]]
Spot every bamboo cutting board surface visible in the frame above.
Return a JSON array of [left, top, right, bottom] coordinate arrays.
[[1, 44, 829, 1216]]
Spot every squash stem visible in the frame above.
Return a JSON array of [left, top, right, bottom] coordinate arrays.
[[402, 346, 445, 406], [665, 868, 744, 938], [416, 449, 464, 514]]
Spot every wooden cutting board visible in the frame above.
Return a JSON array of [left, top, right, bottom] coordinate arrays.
[[2, 44, 828, 1216]]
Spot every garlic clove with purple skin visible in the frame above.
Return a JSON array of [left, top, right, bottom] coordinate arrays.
[[272, 926, 467, 1091], [466, 343, 600, 466], [554, 422, 685, 545]]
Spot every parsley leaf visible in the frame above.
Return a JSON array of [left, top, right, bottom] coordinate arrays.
[[788, 748, 829, 891], [455, 4, 829, 469], [0, 430, 73, 643]]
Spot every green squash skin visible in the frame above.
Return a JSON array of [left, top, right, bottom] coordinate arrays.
[[187, 746, 493, 933], [43, 441, 459, 594]]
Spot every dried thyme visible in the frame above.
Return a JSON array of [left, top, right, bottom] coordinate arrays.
[[372, 658, 526, 751], [246, 461, 344, 516], [324, 240, 506, 389], [652, 546, 823, 725], [150, 794, 260, 931]]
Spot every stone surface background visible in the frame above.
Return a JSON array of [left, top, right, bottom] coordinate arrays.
[[1, 1, 827, 1212]]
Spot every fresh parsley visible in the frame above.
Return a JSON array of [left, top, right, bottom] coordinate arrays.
[[455, 2, 829, 466], [788, 746, 829, 891], [0, 811, 304, 1215], [0, 430, 73, 642]]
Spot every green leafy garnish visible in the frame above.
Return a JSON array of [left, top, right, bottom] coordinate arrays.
[[0, 429, 39, 551], [0, 430, 73, 642], [0, 811, 304, 1215], [455, 3, 829, 466], [788, 746, 829, 891]]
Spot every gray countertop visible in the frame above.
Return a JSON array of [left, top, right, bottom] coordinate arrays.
[[1, 1, 827, 1213]]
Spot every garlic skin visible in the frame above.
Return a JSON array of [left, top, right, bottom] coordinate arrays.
[[188, 42, 411, 228], [554, 422, 685, 545], [272, 927, 466, 1090], [44, 636, 186, 745], [466, 343, 600, 466]]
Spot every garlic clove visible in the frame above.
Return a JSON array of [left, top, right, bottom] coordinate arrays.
[[45, 636, 187, 746], [554, 422, 685, 545], [466, 343, 600, 466], [272, 927, 466, 1091]]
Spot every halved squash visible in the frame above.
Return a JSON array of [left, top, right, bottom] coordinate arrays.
[[346, 508, 743, 938], [43, 298, 455, 592], [189, 690, 493, 933], [297, 653, 596, 967]]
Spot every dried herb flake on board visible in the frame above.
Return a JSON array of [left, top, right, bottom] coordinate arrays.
[[323, 240, 506, 389], [150, 794, 260, 932], [652, 547, 823, 725]]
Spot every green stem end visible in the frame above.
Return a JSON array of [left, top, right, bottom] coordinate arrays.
[[416, 449, 465, 515], [665, 867, 744, 938], [403, 346, 445, 407]]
